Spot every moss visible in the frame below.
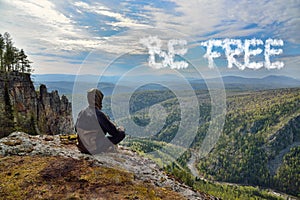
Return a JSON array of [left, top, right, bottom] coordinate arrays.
[[0, 155, 185, 200], [60, 134, 78, 145], [68, 134, 78, 140], [0, 156, 51, 199]]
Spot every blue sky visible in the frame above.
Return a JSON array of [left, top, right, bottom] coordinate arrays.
[[0, 0, 299, 79]]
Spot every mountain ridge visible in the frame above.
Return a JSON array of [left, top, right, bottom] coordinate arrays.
[[33, 74, 300, 96], [33, 73, 300, 84]]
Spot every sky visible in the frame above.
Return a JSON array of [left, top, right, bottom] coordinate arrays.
[[0, 0, 299, 79]]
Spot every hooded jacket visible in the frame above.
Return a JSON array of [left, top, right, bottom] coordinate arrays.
[[75, 106, 125, 154]]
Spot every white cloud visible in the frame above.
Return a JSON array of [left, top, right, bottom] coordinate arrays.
[[74, 1, 150, 28], [140, 0, 300, 43], [1, 0, 131, 55], [223, 0, 300, 42], [4, 0, 76, 36]]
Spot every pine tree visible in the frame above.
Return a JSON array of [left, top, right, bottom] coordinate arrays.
[[12, 46, 19, 71], [28, 113, 38, 135], [4, 81, 14, 126], [0, 34, 4, 71], [3, 32, 14, 71], [0, 32, 33, 74], [0, 81, 15, 137], [19, 49, 27, 73]]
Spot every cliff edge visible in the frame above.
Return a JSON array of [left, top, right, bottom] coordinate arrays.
[[0, 132, 217, 200], [0, 71, 73, 137]]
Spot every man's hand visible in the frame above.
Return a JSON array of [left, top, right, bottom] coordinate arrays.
[[118, 126, 125, 132]]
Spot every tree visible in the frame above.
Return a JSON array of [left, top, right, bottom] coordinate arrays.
[[25, 60, 33, 74], [16, 48, 33, 73], [12, 46, 19, 71], [3, 32, 14, 71], [0, 32, 33, 74], [0, 81, 15, 137], [18, 49, 27, 72], [0, 34, 4, 71]]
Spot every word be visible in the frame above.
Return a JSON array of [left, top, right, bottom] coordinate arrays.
[[140, 36, 188, 69], [201, 39, 284, 70]]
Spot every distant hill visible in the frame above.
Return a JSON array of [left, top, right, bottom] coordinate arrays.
[[32, 74, 300, 96], [221, 75, 300, 89], [33, 80, 132, 96], [32, 74, 121, 83]]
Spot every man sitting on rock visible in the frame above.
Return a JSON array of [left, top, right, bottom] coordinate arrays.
[[75, 88, 125, 154]]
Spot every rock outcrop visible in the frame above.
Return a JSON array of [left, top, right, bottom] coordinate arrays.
[[0, 71, 73, 137], [0, 132, 217, 200], [37, 84, 73, 135], [266, 115, 300, 175]]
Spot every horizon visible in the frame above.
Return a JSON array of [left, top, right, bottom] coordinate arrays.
[[32, 73, 300, 81]]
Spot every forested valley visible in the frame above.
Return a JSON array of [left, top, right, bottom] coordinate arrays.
[[103, 87, 300, 199]]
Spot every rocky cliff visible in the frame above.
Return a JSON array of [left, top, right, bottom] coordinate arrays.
[[0, 132, 217, 200], [37, 84, 73, 135], [267, 114, 300, 175], [0, 71, 73, 137]]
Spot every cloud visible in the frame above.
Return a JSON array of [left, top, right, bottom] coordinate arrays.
[[74, 1, 150, 28], [3, 0, 298, 54], [0, 0, 91, 52], [2, 0, 77, 37], [138, 0, 299, 44], [0, 0, 299, 77], [223, 0, 300, 43]]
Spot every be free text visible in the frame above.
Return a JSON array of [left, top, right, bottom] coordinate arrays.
[[140, 36, 284, 70]]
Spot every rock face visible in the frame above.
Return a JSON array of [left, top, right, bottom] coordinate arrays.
[[266, 115, 300, 175], [38, 84, 73, 134], [0, 71, 73, 136], [267, 115, 300, 155], [0, 71, 37, 117], [0, 132, 217, 200]]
